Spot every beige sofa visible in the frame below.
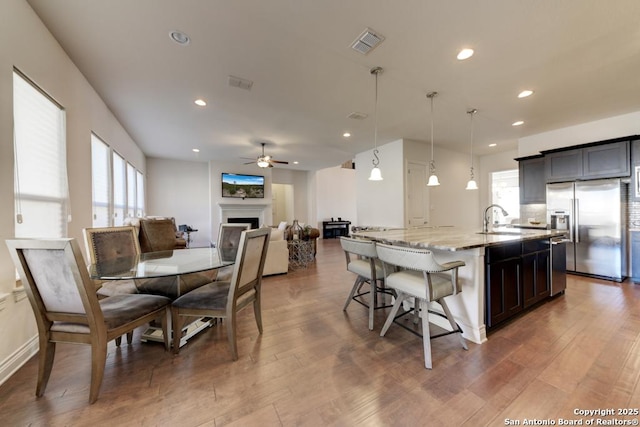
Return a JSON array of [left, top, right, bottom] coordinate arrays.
[[263, 227, 288, 276]]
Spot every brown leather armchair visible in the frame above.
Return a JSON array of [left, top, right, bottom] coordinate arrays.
[[129, 217, 187, 253]]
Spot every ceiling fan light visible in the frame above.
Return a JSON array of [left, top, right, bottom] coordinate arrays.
[[427, 174, 440, 186], [368, 166, 383, 181], [257, 157, 270, 168]]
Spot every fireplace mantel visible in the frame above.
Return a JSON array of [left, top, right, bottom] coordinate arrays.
[[218, 203, 269, 210], [218, 203, 270, 227]]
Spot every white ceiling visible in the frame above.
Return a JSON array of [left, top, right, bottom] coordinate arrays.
[[26, 0, 640, 171]]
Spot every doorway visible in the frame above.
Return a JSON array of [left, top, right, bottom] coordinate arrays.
[[272, 183, 294, 225]]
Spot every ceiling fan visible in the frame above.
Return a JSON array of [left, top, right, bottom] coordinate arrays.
[[243, 142, 289, 168]]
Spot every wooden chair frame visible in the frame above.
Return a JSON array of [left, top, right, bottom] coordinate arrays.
[[5, 238, 171, 403], [172, 228, 270, 360]]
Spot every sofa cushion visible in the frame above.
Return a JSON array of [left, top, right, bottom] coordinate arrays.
[[271, 228, 284, 241]]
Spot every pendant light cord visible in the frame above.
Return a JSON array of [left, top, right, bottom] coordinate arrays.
[[372, 68, 380, 167], [427, 92, 437, 174], [468, 109, 477, 179]]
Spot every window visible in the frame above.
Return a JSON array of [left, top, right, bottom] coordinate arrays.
[[13, 69, 69, 238], [491, 169, 520, 225], [90, 133, 145, 227]]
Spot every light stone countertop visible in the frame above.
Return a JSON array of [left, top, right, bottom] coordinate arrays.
[[352, 226, 568, 252]]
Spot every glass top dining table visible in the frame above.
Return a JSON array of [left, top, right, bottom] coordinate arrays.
[[88, 247, 234, 281]]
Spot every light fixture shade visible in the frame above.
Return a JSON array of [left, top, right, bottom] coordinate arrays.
[[427, 174, 440, 186], [257, 158, 270, 168], [465, 179, 478, 190], [369, 166, 383, 181]]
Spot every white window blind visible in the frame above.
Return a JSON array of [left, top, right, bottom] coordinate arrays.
[[90, 134, 145, 227], [127, 163, 136, 219], [13, 69, 69, 238], [91, 134, 110, 227], [136, 170, 145, 217], [113, 152, 126, 226]]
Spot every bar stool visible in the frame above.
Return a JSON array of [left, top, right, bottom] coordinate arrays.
[[340, 236, 393, 330], [375, 243, 468, 369]]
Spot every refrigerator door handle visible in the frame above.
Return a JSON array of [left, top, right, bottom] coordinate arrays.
[[569, 198, 575, 242], [574, 198, 580, 243]]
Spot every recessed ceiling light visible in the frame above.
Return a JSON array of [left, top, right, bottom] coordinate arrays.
[[512, 120, 524, 126], [343, 132, 351, 138], [194, 99, 207, 106], [192, 148, 200, 153], [169, 30, 190, 45], [293, 161, 299, 165], [518, 90, 533, 98], [489, 143, 497, 147], [457, 48, 474, 60]]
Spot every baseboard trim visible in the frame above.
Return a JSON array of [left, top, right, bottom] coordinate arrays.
[[0, 335, 38, 387]]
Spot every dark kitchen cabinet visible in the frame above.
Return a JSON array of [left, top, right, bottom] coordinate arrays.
[[545, 140, 630, 183], [582, 141, 629, 179], [485, 243, 522, 328], [485, 238, 551, 328], [518, 155, 546, 204], [521, 241, 551, 308], [545, 149, 583, 182]]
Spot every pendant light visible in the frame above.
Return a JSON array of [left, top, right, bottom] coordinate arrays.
[[465, 108, 479, 190], [426, 91, 440, 186], [368, 66, 383, 181]]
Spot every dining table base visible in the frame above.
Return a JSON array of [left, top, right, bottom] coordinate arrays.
[[141, 317, 217, 348]]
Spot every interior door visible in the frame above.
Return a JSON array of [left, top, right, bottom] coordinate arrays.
[[406, 162, 428, 227]]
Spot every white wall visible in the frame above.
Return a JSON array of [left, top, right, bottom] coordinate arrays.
[[271, 168, 312, 227], [0, 0, 145, 385], [518, 111, 640, 156], [315, 166, 357, 229], [208, 161, 274, 243], [146, 158, 211, 248], [355, 139, 405, 228]]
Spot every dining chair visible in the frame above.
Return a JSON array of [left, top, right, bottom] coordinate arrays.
[[171, 227, 270, 359], [5, 238, 171, 404], [215, 222, 251, 281], [83, 226, 140, 298], [138, 218, 185, 253], [375, 243, 468, 369], [218, 223, 252, 261], [339, 236, 392, 331]]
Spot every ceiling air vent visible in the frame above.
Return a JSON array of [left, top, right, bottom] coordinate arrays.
[[350, 28, 385, 55], [228, 75, 253, 90], [347, 111, 368, 120]]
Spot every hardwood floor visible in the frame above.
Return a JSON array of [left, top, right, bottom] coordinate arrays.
[[2, 238, 640, 426]]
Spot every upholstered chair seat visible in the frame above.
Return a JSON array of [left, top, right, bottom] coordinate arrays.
[[376, 243, 467, 369], [340, 236, 392, 331]]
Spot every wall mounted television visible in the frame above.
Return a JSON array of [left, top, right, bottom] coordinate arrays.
[[221, 173, 265, 199]]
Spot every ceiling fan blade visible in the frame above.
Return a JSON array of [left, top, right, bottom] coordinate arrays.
[[270, 160, 289, 164], [242, 161, 255, 165]]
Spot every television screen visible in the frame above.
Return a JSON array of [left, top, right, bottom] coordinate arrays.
[[221, 173, 265, 199]]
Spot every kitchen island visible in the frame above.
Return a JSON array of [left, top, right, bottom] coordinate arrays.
[[352, 226, 567, 344]]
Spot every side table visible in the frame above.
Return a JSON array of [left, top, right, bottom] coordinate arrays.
[[288, 239, 314, 269]]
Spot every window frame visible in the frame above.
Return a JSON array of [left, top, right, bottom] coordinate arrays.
[[90, 132, 145, 227]]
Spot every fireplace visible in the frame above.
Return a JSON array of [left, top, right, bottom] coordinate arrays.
[[218, 203, 268, 228], [228, 217, 259, 229]]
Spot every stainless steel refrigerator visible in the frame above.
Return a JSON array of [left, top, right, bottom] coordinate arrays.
[[546, 179, 627, 281]]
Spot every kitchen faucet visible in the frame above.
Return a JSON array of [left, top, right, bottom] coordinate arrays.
[[483, 204, 509, 232]]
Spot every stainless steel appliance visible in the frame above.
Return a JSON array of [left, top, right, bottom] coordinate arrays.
[[550, 236, 567, 295], [546, 179, 627, 281]]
